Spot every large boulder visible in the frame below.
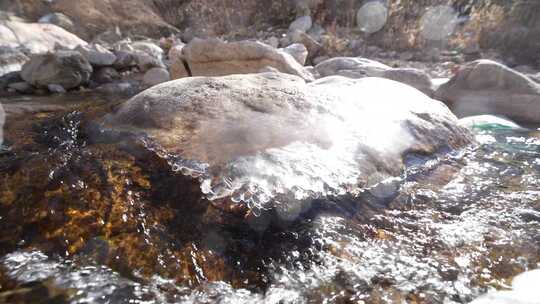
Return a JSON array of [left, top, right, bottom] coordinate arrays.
[[435, 60, 540, 124], [108, 73, 472, 221], [315, 57, 391, 78], [21, 50, 93, 89], [0, 21, 87, 54], [0, 46, 29, 77], [180, 38, 314, 81]]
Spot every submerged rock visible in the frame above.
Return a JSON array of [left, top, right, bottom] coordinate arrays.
[[180, 38, 314, 81], [109, 73, 472, 220], [0, 21, 86, 54], [21, 51, 93, 89], [459, 115, 522, 130], [435, 60, 540, 124]]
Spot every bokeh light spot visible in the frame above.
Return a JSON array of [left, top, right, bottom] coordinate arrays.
[[356, 1, 388, 34], [420, 5, 459, 41]]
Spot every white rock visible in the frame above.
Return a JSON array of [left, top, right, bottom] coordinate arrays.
[[0, 21, 86, 54]]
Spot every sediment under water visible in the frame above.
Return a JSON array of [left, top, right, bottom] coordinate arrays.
[[0, 95, 538, 303]]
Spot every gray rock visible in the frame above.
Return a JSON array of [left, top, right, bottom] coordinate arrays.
[[8, 82, 34, 94], [143, 67, 170, 87], [114, 40, 165, 72], [76, 44, 117, 67], [38, 13, 75, 33], [96, 82, 136, 95], [0, 47, 29, 77], [112, 50, 137, 70], [266, 36, 280, 48], [21, 50, 93, 89], [47, 84, 67, 94], [288, 30, 322, 60], [281, 43, 308, 65], [313, 56, 329, 65], [289, 15, 312, 33], [0, 71, 22, 90], [109, 73, 472, 221], [435, 60, 540, 124], [131, 41, 165, 72], [315, 57, 391, 78], [92, 67, 120, 84]]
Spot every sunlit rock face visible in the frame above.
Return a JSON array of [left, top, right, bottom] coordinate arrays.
[[0, 21, 87, 54], [180, 38, 314, 81], [110, 72, 472, 218], [435, 60, 540, 124]]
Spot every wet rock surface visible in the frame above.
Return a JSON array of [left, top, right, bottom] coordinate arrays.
[[109, 72, 472, 220]]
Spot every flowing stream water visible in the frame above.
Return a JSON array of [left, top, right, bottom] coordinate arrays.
[[0, 95, 538, 303]]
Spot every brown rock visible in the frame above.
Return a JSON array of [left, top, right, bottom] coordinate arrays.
[[182, 38, 314, 81]]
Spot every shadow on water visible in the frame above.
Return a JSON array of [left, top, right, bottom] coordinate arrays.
[[0, 96, 538, 303]]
